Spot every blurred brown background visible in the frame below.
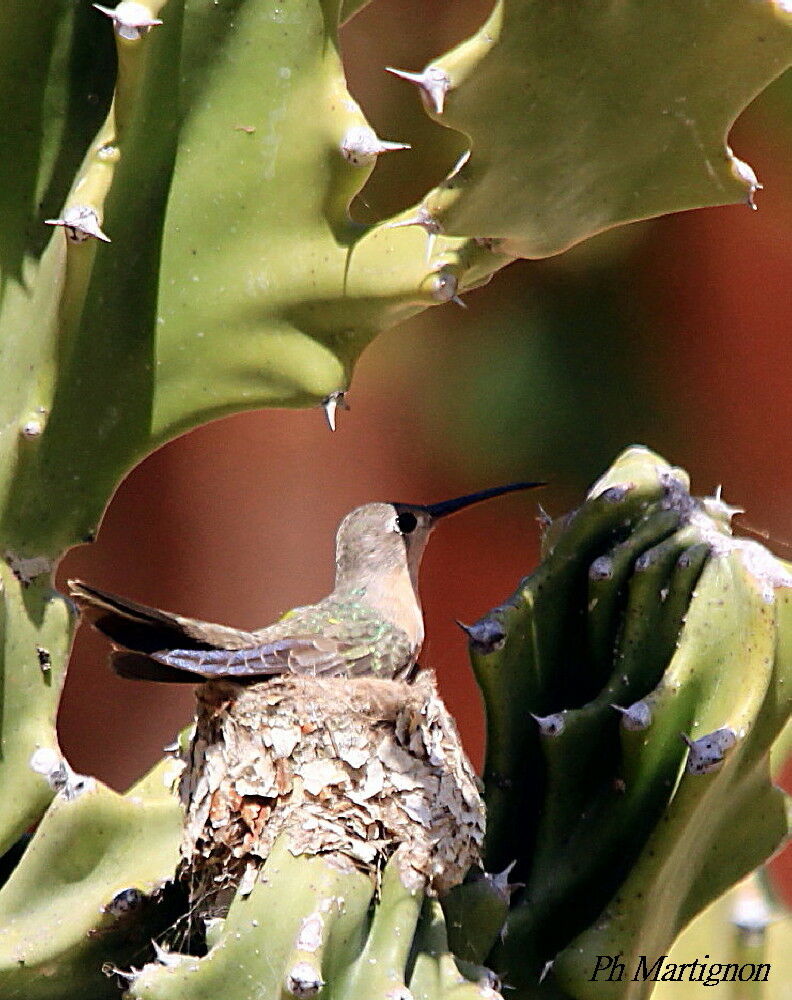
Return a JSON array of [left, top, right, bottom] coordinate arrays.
[[55, 1, 792, 894]]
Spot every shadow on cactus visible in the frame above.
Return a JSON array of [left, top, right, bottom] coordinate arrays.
[[0, 446, 789, 1000]]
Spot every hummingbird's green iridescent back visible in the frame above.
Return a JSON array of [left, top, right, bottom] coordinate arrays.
[[256, 591, 417, 679]]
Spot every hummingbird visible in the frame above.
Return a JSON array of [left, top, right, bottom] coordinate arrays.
[[69, 482, 541, 684]]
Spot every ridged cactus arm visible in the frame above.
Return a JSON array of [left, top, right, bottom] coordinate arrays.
[[394, 0, 792, 257], [551, 551, 787, 1000], [150, 0, 505, 442], [442, 870, 512, 968], [461, 447, 792, 998], [499, 525, 713, 978], [409, 900, 466, 999], [0, 757, 182, 1000], [2, 0, 790, 558], [335, 854, 424, 998], [585, 508, 683, 690], [2, 0, 181, 556], [472, 450, 682, 871], [128, 838, 375, 1000]]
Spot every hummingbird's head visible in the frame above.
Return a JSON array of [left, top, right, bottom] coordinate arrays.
[[333, 482, 544, 593]]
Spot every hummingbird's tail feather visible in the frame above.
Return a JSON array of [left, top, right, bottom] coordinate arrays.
[[111, 651, 210, 683], [67, 579, 262, 682]]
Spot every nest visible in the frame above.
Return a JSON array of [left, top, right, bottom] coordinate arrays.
[[178, 670, 484, 915]]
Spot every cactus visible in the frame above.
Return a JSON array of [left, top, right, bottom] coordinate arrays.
[[0, 0, 790, 996], [1, 446, 790, 999], [0, 757, 182, 998], [464, 447, 792, 997], [653, 871, 792, 999]]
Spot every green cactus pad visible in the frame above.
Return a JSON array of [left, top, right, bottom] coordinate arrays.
[[416, 0, 792, 256], [0, 758, 182, 999]]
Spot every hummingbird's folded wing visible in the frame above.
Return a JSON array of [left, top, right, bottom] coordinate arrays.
[[150, 636, 377, 680], [69, 580, 405, 682]]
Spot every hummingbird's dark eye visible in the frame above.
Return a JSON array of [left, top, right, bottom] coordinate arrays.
[[396, 512, 418, 534]]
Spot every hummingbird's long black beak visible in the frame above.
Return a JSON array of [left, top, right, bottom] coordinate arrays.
[[422, 481, 545, 520]]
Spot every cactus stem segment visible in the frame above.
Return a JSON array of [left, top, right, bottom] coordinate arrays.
[[385, 65, 451, 114], [340, 126, 410, 167], [93, 2, 163, 40], [321, 390, 348, 431], [44, 205, 111, 243]]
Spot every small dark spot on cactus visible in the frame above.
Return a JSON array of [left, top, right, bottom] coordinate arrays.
[[340, 126, 410, 167], [429, 267, 463, 305], [659, 474, 696, 517], [611, 701, 652, 732], [45, 205, 110, 243], [36, 646, 51, 673], [385, 64, 451, 114], [285, 962, 325, 998], [487, 860, 523, 899], [456, 617, 506, 654], [82, 530, 97, 543]]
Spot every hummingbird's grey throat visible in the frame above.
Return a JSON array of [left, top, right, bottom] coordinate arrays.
[[69, 481, 543, 685]]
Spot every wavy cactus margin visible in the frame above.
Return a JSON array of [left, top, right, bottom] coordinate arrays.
[[1, 0, 791, 554]]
